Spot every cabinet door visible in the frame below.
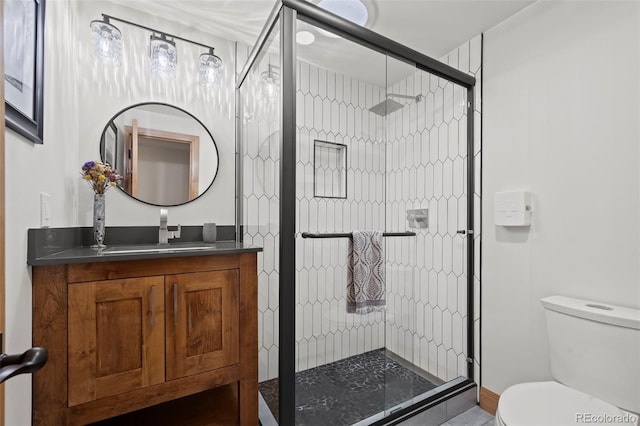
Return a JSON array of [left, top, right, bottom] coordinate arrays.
[[166, 270, 240, 381], [68, 277, 165, 406]]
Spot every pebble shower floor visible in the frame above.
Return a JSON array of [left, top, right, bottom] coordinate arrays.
[[259, 349, 437, 425]]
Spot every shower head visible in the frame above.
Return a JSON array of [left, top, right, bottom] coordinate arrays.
[[368, 93, 424, 117], [388, 93, 424, 102], [368, 99, 405, 117]]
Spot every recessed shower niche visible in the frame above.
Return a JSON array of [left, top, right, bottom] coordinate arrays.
[[313, 140, 347, 199]]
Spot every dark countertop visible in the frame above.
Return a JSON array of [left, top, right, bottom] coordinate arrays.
[[27, 226, 262, 266], [28, 241, 262, 266]]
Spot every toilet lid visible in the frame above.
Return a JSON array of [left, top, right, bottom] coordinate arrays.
[[498, 382, 637, 426]]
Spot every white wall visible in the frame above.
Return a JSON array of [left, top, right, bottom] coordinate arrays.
[[482, 1, 640, 394], [5, 2, 238, 424], [5, 2, 81, 424], [76, 1, 235, 227]]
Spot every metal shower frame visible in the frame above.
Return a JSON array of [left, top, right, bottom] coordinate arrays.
[[236, 0, 477, 424]]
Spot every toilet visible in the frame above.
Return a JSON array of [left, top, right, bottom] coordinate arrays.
[[495, 295, 640, 426]]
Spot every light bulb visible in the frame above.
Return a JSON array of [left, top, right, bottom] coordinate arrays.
[[90, 19, 122, 66], [262, 81, 277, 98], [199, 51, 223, 87], [261, 66, 280, 99], [150, 34, 177, 79]]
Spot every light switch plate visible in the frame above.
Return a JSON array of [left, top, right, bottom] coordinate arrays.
[[40, 193, 51, 228], [494, 191, 532, 226]]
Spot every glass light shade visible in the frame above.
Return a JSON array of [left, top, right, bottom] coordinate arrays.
[[150, 35, 177, 79], [90, 20, 122, 66], [199, 52, 223, 87], [260, 66, 280, 99], [317, 0, 368, 38]]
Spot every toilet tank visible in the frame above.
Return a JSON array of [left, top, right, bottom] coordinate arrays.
[[541, 295, 640, 414]]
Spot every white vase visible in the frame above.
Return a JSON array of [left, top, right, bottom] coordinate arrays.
[[92, 193, 106, 248]]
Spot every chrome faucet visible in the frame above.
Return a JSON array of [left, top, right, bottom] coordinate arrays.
[[159, 208, 181, 245]]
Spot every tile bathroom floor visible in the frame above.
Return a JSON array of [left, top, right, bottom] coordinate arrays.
[[439, 406, 495, 426], [396, 405, 495, 426], [259, 349, 438, 425]]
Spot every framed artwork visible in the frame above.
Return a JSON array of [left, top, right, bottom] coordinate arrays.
[[4, 0, 45, 144], [102, 122, 117, 167]]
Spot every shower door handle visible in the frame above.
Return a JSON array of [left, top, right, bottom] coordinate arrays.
[[457, 230, 474, 235]]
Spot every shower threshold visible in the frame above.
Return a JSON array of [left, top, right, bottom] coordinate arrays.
[[259, 349, 443, 425]]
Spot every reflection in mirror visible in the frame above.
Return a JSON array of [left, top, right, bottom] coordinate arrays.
[[100, 102, 219, 206]]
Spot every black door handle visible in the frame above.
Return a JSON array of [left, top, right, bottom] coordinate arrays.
[[0, 347, 48, 383]]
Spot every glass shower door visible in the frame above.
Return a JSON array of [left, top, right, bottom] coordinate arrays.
[[238, 20, 282, 424], [382, 58, 472, 418], [294, 20, 392, 425], [292, 27, 473, 423], [240, 5, 476, 424]]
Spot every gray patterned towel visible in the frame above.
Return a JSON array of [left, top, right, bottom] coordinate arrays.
[[347, 230, 386, 314]]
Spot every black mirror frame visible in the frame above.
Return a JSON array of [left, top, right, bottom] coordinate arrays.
[[99, 102, 220, 207], [5, 0, 46, 144]]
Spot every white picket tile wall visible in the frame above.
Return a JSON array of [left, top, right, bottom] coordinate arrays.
[[241, 50, 283, 383], [384, 36, 482, 382], [245, 35, 482, 385], [295, 60, 388, 375]]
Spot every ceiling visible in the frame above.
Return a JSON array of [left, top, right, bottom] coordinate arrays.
[[108, 0, 534, 86]]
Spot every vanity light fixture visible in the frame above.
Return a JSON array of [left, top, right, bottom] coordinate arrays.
[[90, 14, 223, 85], [150, 33, 177, 79], [90, 16, 122, 66], [199, 48, 223, 87], [260, 64, 280, 100]]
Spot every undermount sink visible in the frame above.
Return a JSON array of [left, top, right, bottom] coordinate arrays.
[[101, 242, 216, 255]]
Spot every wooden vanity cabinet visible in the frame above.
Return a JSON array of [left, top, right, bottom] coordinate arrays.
[[32, 253, 258, 426], [67, 276, 165, 406], [166, 270, 240, 381]]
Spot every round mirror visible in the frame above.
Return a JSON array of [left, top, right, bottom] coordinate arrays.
[[100, 103, 219, 206]]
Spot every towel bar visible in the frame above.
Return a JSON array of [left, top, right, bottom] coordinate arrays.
[[300, 232, 416, 239]]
